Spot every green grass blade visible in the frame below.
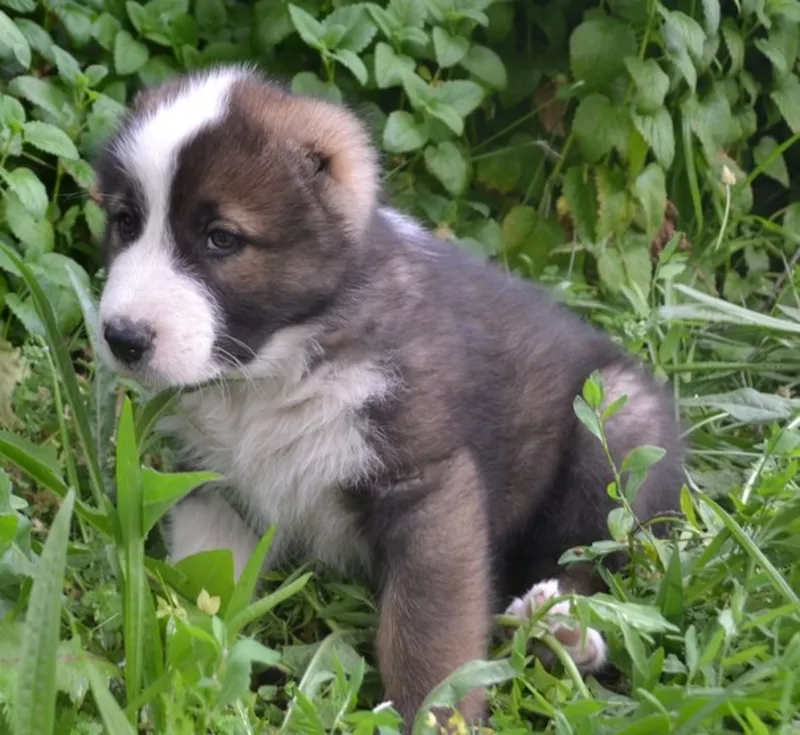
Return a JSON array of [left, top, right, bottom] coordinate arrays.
[[85, 661, 137, 735], [13, 489, 75, 735], [671, 284, 800, 334], [135, 388, 179, 449], [698, 492, 799, 606], [225, 525, 277, 623], [226, 571, 313, 638], [115, 396, 146, 713], [0, 242, 106, 509]]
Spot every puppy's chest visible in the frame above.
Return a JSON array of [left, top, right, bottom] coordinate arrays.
[[171, 365, 389, 573]]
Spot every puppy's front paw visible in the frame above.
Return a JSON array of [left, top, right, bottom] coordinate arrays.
[[506, 579, 607, 672]]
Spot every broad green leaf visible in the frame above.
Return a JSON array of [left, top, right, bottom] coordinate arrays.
[[291, 72, 342, 104], [142, 467, 219, 534], [562, 165, 597, 242], [383, 110, 427, 153], [721, 18, 744, 73], [413, 660, 516, 734], [23, 121, 79, 160], [573, 94, 630, 163], [8, 76, 68, 122], [753, 136, 790, 187], [569, 18, 636, 93], [325, 5, 376, 54], [92, 13, 121, 51], [195, 0, 226, 33], [0, 9, 31, 67], [14, 490, 75, 735], [51, 46, 82, 86], [0, 92, 25, 125], [573, 395, 603, 441], [632, 163, 667, 238], [374, 42, 415, 89], [632, 108, 675, 169], [701, 0, 720, 35], [432, 26, 468, 68], [1, 167, 48, 217], [4, 192, 54, 252], [114, 30, 149, 75], [424, 141, 468, 197], [624, 57, 669, 113], [434, 80, 484, 118], [771, 73, 800, 133], [288, 4, 324, 49], [332, 49, 368, 85], [174, 549, 236, 613], [215, 638, 281, 710], [460, 44, 506, 90]]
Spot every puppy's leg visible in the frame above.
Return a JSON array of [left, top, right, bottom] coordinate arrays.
[[374, 452, 491, 727], [167, 487, 259, 580], [507, 361, 683, 674], [506, 573, 607, 673]]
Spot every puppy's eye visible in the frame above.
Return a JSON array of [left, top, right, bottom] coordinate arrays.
[[207, 228, 243, 256], [114, 211, 140, 242]]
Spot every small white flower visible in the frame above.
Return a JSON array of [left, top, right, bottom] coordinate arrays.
[[197, 588, 221, 616], [721, 165, 736, 187]]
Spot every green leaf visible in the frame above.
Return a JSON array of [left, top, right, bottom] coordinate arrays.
[[225, 526, 277, 624], [0, 9, 31, 68], [92, 13, 121, 51], [681, 387, 800, 423], [215, 638, 281, 710], [424, 141, 468, 197], [1, 167, 48, 217], [608, 506, 635, 541], [374, 42, 415, 89], [434, 80, 484, 118], [290, 72, 342, 104], [771, 73, 800, 133], [753, 136, 790, 187], [632, 108, 675, 169], [562, 165, 597, 242], [624, 57, 669, 114], [141, 468, 219, 534], [701, 0, 720, 35], [116, 397, 147, 705], [460, 44, 506, 90], [632, 163, 667, 238], [721, 18, 744, 73], [413, 660, 517, 733], [0, 93, 25, 125], [195, 0, 226, 33], [597, 247, 625, 294], [569, 18, 637, 93], [332, 48, 368, 85], [383, 110, 427, 153], [13, 490, 75, 735], [23, 121, 79, 160], [325, 5, 376, 54], [8, 76, 68, 122], [86, 661, 136, 735], [4, 192, 54, 252], [288, 4, 324, 49], [51, 46, 82, 86], [432, 26, 468, 68], [173, 549, 236, 613], [226, 572, 313, 638], [573, 94, 630, 164], [114, 30, 149, 75]]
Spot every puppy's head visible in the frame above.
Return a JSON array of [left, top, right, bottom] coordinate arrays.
[[94, 65, 379, 387]]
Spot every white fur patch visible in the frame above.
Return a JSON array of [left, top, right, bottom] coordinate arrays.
[[99, 68, 249, 387], [507, 578, 607, 672], [167, 489, 259, 579], [162, 325, 394, 578]]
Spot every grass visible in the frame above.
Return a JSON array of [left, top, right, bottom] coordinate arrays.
[[0, 214, 799, 735]]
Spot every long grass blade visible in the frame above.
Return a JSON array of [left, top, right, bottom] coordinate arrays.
[[13, 490, 75, 735]]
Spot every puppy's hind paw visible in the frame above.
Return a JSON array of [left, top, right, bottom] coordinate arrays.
[[506, 579, 607, 673]]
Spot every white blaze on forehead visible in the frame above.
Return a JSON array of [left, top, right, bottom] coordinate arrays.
[[100, 68, 250, 387]]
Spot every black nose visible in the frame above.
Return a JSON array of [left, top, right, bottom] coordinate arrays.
[[103, 320, 154, 365]]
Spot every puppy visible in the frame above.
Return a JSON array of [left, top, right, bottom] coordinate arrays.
[[93, 65, 684, 727]]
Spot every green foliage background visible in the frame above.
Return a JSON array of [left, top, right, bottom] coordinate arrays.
[[0, 0, 799, 733]]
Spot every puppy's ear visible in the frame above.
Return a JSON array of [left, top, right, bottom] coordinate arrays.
[[235, 80, 381, 240]]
